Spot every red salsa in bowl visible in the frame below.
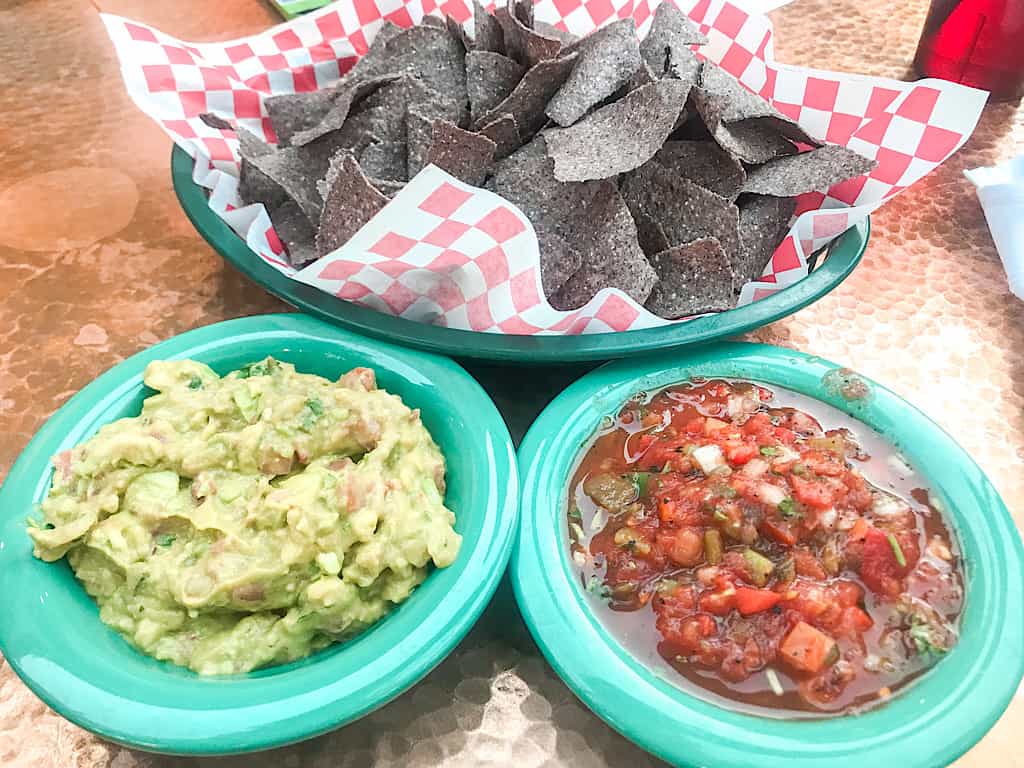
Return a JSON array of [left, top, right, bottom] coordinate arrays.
[[568, 379, 964, 717]]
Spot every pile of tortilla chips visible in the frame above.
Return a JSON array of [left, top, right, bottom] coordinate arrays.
[[225, 0, 875, 319]]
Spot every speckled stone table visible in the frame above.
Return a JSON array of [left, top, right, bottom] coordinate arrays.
[[1, 1, 1021, 766]]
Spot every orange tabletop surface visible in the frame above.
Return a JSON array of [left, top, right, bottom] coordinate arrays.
[[1, 1, 1021, 766]]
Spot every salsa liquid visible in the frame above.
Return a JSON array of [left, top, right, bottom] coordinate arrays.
[[568, 379, 964, 718]]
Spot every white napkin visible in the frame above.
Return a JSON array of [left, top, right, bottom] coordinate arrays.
[[964, 155, 1024, 300]]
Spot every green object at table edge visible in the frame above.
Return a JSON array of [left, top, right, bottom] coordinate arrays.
[[172, 145, 870, 364], [512, 342, 1024, 768]]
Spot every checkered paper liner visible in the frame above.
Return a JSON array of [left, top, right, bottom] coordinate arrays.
[[101, 0, 987, 334]]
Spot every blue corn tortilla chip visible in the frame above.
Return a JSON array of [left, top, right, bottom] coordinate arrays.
[[467, 51, 526, 123], [473, 0, 506, 54], [315, 152, 389, 257], [199, 112, 233, 130], [534, 21, 580, 45], [544, 78, 690, 181], [496, 1, 562, 67], [699, 62, 823, 147], [633, 211, 671, 256], [267, 200, 318, 267], [654, 139, 746, 199], [359, 140, 408, 181], [236, 129, 290, 210], [369, 177, 407, 197], [741, 144, 877, 196], [248, 142, 326, 223], [639, 1, 707, 78], [692, 86, 797, 164], [265, 90, 339, 146], [490, 137, 606, 295], [643, 237, 736, 318], [546, 19, 643, 127], [426, 119, 497, 186], [477, 112, 522, 159], [405, 108, 435, 179], [474, 52, 578, 138], [734, 193, 796, 290], [446, 14, 473, 52], [548, 183, 657, 310], [289, 73, 401, 147], [621, 160, 740, 258]]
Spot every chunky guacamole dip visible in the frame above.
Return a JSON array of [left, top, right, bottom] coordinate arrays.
[[28, 358, 461, 675]]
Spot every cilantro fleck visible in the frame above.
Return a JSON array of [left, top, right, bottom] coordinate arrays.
[[236, 359, 277, 379], [777, 498, 802, 520], [187, 376, 203, 390], [567, 506, 582, 521], [301, 398, 324, 431], [585, 575, 611, 599], [156, 534, 176, 547], [887, 533, 907, 567], [909, 615, 949, 658]]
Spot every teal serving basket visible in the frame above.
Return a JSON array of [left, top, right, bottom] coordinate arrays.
[[172, 145, 870, 364]]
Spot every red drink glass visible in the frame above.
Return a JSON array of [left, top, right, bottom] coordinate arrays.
[[913, 0, 1024, 101]]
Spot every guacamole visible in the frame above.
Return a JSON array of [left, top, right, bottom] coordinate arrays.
[[29, 358, 461, 675]]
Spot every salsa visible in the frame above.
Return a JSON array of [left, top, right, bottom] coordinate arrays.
[[568, 379, 964, 716]]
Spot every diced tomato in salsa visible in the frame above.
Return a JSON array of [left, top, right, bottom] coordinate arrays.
[[568, 380, 963, 716]]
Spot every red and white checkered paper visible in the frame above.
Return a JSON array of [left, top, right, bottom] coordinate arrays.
[[101, 0, 987, 334]]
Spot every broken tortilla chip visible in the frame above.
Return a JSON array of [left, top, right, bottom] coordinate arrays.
[[734, 193, 796, 289], [654, 139, 746, 199], [474, 52, 578, 138], [545, 78, 690, 181], [621, 161, 740, 258], [639, 1, 707, 78], [644, 237, 736, 318], [546, 19, 642, 127], [477, 112, 522, 159], [426, 119, 497, 186], [742, 144, 877, 196], [315, 152, 389, 257], [467, 51, 526, 123]]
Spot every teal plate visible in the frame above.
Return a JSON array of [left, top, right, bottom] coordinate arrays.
[[0, 314, 519, 755], [512, 343, 1024, 768], [172, 146, 870, 364]]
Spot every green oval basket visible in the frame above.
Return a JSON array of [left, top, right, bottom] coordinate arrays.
[[172, 146, 869, 364]]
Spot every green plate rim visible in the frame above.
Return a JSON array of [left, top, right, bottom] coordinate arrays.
[[0, 313, 519, 755], [511, 342, 1024, 768], [172, 145, 869, 364]]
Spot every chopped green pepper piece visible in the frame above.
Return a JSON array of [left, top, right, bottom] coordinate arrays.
[[704, 529, 723, 565], [713, 508, 729, 523], [187, 376, 203, 390], [887, 533, 907, 567], [656, 579, 679, 594], [743, 548, 774, 586], [824, 642, 841, 667], [632, 472, 653, 498], [791, 463, 809, 477], [759, 446, 780, 457]]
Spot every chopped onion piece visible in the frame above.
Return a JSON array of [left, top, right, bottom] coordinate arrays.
[[754, 482, 787, 507], [692, 444, 726, 475], [765, 668, 784, 696], [872, 492, 910, 518], [819, 507, 838, 530], [590, 508, 607, 532], [741, 458, 770, 478]]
